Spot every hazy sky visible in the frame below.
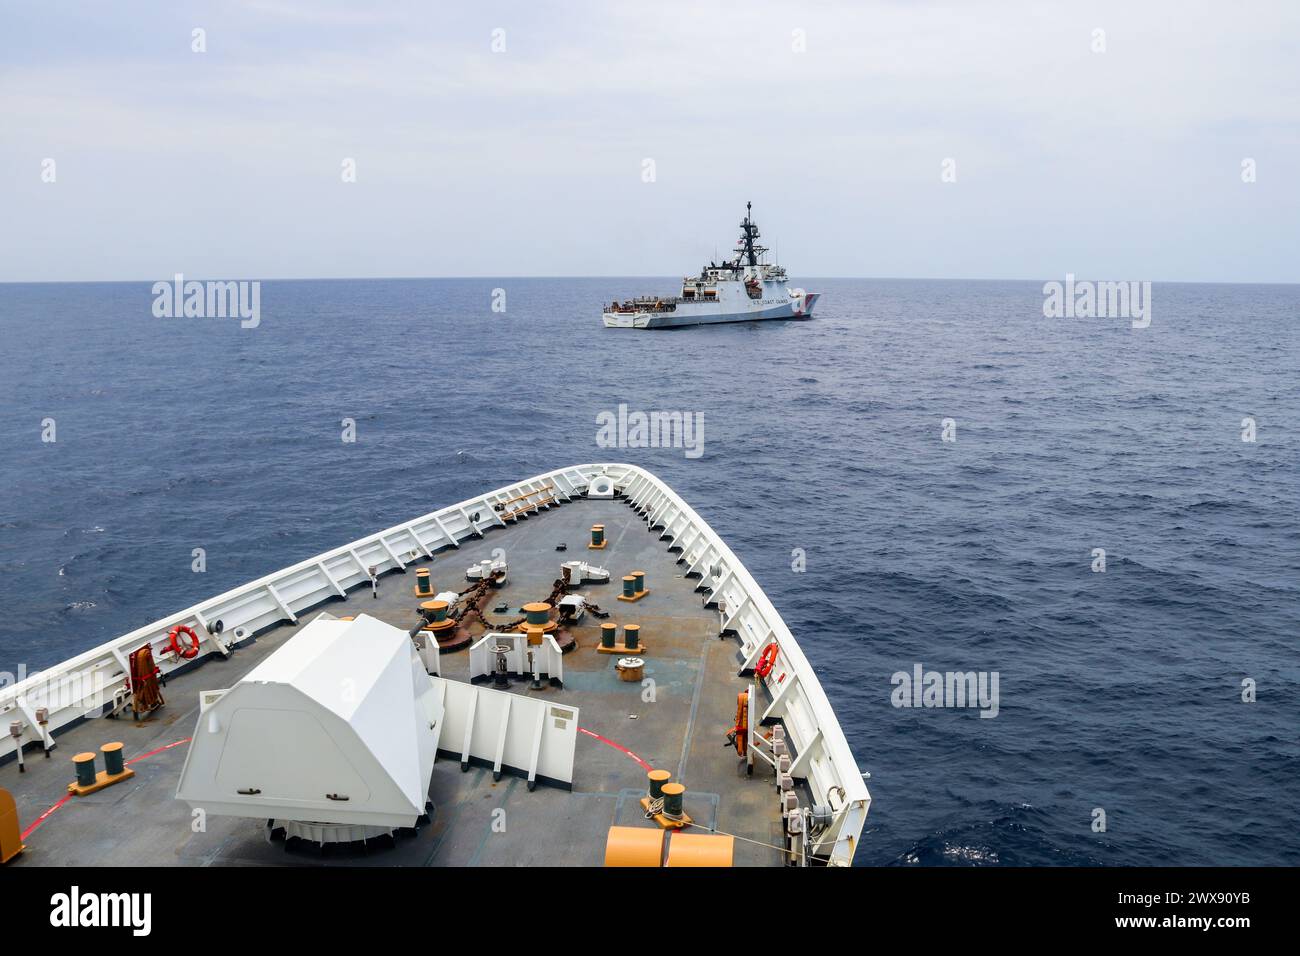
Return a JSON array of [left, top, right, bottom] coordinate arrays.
[[2, 1, 1297, 283]]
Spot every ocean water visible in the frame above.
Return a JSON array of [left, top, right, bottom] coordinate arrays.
[[1, 277, 1297, 866]]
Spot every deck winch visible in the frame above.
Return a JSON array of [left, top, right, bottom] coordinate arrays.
[[501, 564, 615, 652], [411, 575, 511, 653], [508, 601, 576, 653], [418, 599, 470, 652], [518, 601, 556, 632]]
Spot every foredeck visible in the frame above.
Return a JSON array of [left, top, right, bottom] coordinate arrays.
[[2, 496, 790, 866]]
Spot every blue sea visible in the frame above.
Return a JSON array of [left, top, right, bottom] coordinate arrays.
[[1, 277, 1297, 866]]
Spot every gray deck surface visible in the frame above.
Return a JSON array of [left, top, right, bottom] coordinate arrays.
[[3, 496, 788, 866]]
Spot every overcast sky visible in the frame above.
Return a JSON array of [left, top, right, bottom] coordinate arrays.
[[1, 1, 1296, 283]]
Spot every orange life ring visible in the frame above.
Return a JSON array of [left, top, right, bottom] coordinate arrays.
[[167, 624, 201, 660], [755, 642, 779, 679]]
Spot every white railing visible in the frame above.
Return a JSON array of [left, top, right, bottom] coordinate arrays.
[[615, 465, 871, 866], [0, 466, 594, 764], [0, 463, 869, 865]]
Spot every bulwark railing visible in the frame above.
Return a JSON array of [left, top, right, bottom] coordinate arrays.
[[0, 466, 593, 764]]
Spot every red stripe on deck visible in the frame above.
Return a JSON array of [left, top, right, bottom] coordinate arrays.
[[25, 731, 644, 841], [578, 726, 652, 771], [126, 736, 191, 764], [21, 794, 70, 841], [19, 736, 193, 840]]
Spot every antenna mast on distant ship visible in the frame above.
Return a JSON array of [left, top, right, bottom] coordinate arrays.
[[737, 200, 768, 267]]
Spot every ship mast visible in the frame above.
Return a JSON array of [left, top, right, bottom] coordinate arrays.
[[736, 200, 767, 268]]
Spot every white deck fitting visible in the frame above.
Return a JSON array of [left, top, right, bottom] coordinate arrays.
[[411, 630, 442, 676], [466, 557, 508, 581], [432, 677, 577, 790], [468, 631, 564, 687], [562, 560, 609, 583], [174, 614, 440, 828]]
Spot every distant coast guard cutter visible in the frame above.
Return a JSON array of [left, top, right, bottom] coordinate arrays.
[[602, 203, 820, 329]]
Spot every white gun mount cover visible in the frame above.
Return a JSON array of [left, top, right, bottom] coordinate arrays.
[[175, 613, 441, 829]]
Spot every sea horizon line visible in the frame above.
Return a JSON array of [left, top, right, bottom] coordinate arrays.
[[2, 275, 1297, 288]]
